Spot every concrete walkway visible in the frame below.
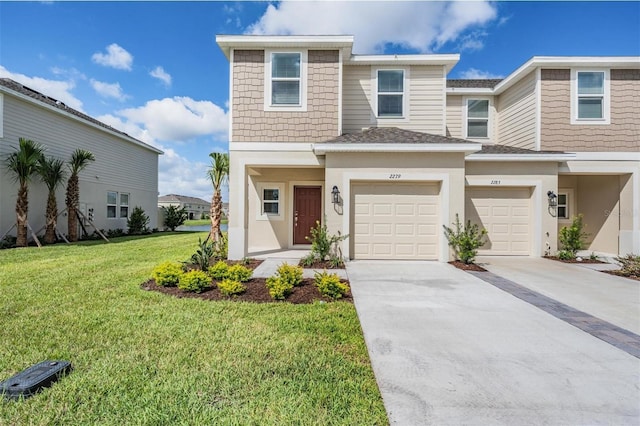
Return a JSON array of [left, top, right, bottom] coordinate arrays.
[[347, 260, 640, 425], [477, 256, 640, 334], [251, 251, 349, 279]]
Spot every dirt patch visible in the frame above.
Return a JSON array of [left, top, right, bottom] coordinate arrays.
[[602, 270, 640, 282], [448, 261, 487, 272], [142, 277, 352, 304], [543, 256, 605, 264]]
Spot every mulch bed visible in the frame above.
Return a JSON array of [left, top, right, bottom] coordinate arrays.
[[297, 259, 345, 269], [543, 256, 605, 264], [142, 278, 353, 304], [602, 270, 640, 282], [448, 261, 487, 272]]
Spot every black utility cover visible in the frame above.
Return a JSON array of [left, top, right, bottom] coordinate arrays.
[[0, 360, 72, 400]]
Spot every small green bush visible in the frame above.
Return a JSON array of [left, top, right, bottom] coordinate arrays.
[[162, 205, 187, 231], [266, 276, 293, 300], [189, 237, 215, 271], [227, 264, 252, 282], [276, 263, 304, 287], [314, 271, 349, 300], [443, 214, 487, 264], [218, 279, 246, 296], [152, 261, 184, 287], [616, 254, 640, 276], [557, 250, 575, 261], [305, 220, 348, 264], [558, 214, 588, 259], [127, 206, 150, 235], [178, 270, 211, 293], [209, 260, 229, 280]]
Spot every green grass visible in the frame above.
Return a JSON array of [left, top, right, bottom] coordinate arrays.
[[183, 219, 227, 226], [0, 233, 386, 424]]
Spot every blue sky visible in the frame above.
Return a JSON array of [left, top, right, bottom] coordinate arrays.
[[1, 1, 638, 201]]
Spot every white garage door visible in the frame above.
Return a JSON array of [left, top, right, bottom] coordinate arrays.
[[465, 187, 531, 256], [352, 183, 440, 260]]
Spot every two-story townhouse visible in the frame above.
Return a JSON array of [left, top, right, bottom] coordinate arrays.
[[0, 78, 162, 240], [158, 194, 212, 220], [217, 35, 639, 261]]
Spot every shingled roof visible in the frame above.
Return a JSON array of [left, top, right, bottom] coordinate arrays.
[[0, 78, 161, 154], [447, 79, 503, 89], [476, 145, 566, 155], [324, 127, 473, 144], [159, 194, 210, 205]]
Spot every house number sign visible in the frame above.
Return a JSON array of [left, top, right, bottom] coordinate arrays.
[[389, 174, 402, 179], [491, 180, 501, 185]]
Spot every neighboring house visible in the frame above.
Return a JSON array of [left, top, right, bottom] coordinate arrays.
[[0, 78, 162, 239], [158, 194, 212, 220], [216, 35, 639, 261]]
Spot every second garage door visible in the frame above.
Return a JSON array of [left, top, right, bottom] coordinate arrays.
[[465, 187, 531, 256], [352, 182, 440, 260]]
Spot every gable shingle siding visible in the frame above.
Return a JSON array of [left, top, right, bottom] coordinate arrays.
[[540, 68, 640, 151]]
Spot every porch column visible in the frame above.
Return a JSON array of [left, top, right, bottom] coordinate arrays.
[[228, 153, 247, 260]]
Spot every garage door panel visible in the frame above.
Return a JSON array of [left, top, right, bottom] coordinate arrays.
[[466, 187, 531, 256], [352, 183, 440, 260]]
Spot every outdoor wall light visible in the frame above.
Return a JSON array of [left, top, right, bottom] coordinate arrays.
[[331, 186, 340, 204], [547, 190, 558, 207]]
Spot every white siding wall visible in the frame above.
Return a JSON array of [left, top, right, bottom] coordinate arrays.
[[496, 70, 537, 149], [446, 95, 463, 138], [0, 93, 159, 238], [342, 65, 446, 135]]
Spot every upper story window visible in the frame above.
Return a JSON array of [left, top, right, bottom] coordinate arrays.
[[377, 70, 404, 117], [272, 53, 300, 105], [571, 69, 610, 125], [264, 50, 307, 112], [466, 99, 489, 138]]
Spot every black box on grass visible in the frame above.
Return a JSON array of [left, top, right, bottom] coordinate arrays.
[[1, 360, 72, 400]]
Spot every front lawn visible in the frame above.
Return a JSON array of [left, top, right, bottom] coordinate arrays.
[[0, 233, 386, 424]]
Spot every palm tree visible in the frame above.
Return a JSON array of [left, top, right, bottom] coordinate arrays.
[[4, 138, 45, 247], [38, 156, 67, 244], [207, 152, 229, 243], [65, 149, 95, 242]]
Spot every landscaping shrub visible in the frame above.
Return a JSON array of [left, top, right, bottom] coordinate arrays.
[[276, 263, 304, 287], [189, 237, 215, 271], [0, 236, 16, 249], [227, 264, 252, 282], [218, 279, 246, 296], [106, 228, 126, 238], [127, 206, 150, 235], [305, 220, 348, 266], [616, 254, 640, 276], [314, 271, 349, 300], [162, 205, 188, 231], [266, 276, 293, 300], [152, 261, 184, 287], [178, 270, 211, 293], [442, 214, 487, 264], [558, 214, 588, 260], [209, 260, 229, 280]]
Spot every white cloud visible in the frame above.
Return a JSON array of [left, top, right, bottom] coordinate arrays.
[[91, 43, 133, 70], [458, 68, 504, 79], [158, 148, 214, 201], [150, 66, 172, 87], [90, 79, 129, 101], [115, 97, 228, 142], [0, 65, 84, 111], [246, 1, 498, 53]]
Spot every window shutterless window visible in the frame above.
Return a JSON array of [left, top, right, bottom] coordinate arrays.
[[577, 71, 604, 119], [107, 191, 117, 218], [262, 188, 280, 215], [119, 193, 129, 218], [271, 53, 301, 105], [467, 99, 489, 138], [557, 193, 569, 219], [377, 70, 404, 117]]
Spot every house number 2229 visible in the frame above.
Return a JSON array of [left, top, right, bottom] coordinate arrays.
[[389, 174, 402, 179]]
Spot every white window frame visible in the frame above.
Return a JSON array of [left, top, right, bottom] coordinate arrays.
[[256, 183, 284, 221], [264, 50, 308, 112], [571, 69, 610, 125], [557, 188, 575, 223], [463, 97, 492, 140], [374, 68, 407, 120], [107, 191, 118, 219], [119, 193, 130, 218]]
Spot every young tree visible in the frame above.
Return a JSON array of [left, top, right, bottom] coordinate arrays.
[[207, 152, 229, 244], [38, 156, 67, 244], [162, 205, 188, 231], [4, 138, 45, 247], [65, 149, 95, 242]]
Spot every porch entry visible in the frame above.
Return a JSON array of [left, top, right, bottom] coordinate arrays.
[[293, 186, 322, 245]]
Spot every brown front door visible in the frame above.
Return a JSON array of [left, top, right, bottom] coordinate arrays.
[[293, 186, 322, 245]]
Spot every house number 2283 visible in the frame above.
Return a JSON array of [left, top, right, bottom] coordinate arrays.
[[389, 174, 402, 179]]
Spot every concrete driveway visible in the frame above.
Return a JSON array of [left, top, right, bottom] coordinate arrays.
[[347, 261, 640, 425]]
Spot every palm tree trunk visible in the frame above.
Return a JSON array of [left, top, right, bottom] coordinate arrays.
[[210, 190, 222, 242], [16, 184, 28, 247], [67, 174, 79, 242], [44, 192, 57, 244]]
